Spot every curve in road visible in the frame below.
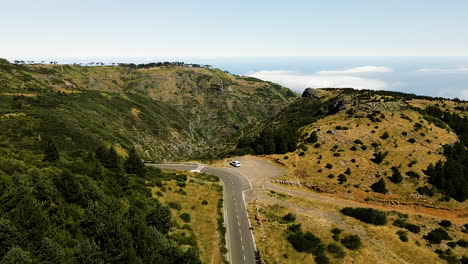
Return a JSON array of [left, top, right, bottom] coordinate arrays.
[[149, 163, 257, 264]]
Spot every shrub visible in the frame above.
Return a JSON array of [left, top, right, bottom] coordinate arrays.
[[416, 186, 435, 197], [333, 153, 341, 157], [397, 230, 408, 242], [354, 139, 363, 145], [457, 239, 468, 248], [314, 255, 330, 264], [350, 146, 357, 151], [407, 138, 416, 143], [327, 243, 346, 258], [325, 163, 333, 169], [307, 131, 318, 143], [344, 168, 351, 175], [201, 200, 208, 205], [406, 171, 420, 179], [439, 220, 452, 227], [389, 167, 403, 183], [424, 228, 452, 244], [393, 219, 421, 234], [340, 207, 387, 225], [282, 213, 296, 223], [288, 223, 301, 233], [168, 201, 182, 210], [370, 178, 388, 194], [402, 131, 408, 136], [314, 143, 321, 148], [341, 235, 362, 250], [361, 145, 368, 150], [337, 174, 347, 184], [447, 241, 457, 248], [380, 132, 390, 139], [370, 151, 387, 164], [287, 231, 325, 255], [327, 174, 335, 179], [179, 213, 191, 223]]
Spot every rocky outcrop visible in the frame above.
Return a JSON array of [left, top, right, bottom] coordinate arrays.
[[302, 88, 321, 99]]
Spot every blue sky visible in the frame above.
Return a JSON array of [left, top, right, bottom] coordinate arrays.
[[1, 0, 467, 57]]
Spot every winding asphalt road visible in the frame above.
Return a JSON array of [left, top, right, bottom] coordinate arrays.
[[148, 163, 257, 264]]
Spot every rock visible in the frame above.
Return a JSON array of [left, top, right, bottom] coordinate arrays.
[[302, 88, 321, 99]]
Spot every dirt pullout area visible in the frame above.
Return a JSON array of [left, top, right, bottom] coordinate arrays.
[[266, 182, 468, 223], [214, 155, 286, 188], [224, 156, 467, 223]]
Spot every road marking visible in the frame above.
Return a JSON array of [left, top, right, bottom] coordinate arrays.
[[225, 167, 253, 190]]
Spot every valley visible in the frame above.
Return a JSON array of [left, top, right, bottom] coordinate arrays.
[[0, 59, 467, 264]]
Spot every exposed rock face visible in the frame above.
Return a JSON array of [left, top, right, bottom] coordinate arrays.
[[302, 88, 321, 98]]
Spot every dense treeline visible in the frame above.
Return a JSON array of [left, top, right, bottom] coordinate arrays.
[[234, 96, 344, 155], [0, 143, 201, 263], [424, 142, 468, 202], [423, 106, 468, 146], [236, 126, 298, 155]]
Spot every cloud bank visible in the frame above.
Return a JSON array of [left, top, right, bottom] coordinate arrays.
[[248, 66, 393, 92], [317, 66, 393, 75], [460, 90, 468, 100], [417, 67, 468, 73]]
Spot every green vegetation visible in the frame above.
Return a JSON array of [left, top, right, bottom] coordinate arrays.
[[340, 207, 387, 225], [370, 178, 388, 194], [340, 235, 362, 250], [424, 228, 452, 244], [424, 142, 468, 201], [0, 145, 201, 263], [393, 219, 421, 234]]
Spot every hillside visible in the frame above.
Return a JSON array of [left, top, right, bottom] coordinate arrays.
[[233, 88, 468, 207], [0, 59, 297, 159]]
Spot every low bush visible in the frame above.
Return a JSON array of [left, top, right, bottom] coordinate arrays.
[[439, 220, 452, 227], [337, 174, 347, 184], [168, 201, 182, 210], [282, 213, 296, 223], [456, 239, 468, 248], [370, 178, 388, 194], [340, 207, 387, 225], [393, 219, 421, 234], [424, 228, 452, 244], [287, 231, 325, 255], [179, 213, 191, 223], [327, 243, 346, 258], [341, 235, 362, 250], [396, 230, 408, 242]]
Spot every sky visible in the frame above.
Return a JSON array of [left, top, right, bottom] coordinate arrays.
[[1, 1, 467, 99], [1, 0, 468, 58]]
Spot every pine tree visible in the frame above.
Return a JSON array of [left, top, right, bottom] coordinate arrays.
[[307, 131, 318, 143], [43, 138, 59, 162], [389, 167, 403, 183], [124, 148, 146, 176], [371, 178, 388, 194]]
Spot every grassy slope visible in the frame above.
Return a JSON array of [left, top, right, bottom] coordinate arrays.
[[151, 171, 224, 264], [266, 89, 466, 208], [0, 59, 297, 159], [250, 191, 467, 264]]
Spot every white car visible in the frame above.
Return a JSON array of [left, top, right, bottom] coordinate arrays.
[[229, 160, 241, 167]]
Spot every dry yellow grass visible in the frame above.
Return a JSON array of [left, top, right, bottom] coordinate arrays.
[[272, 107, 463, 208], [151, 171, 223, 264], [249, 190, 468, 264]]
